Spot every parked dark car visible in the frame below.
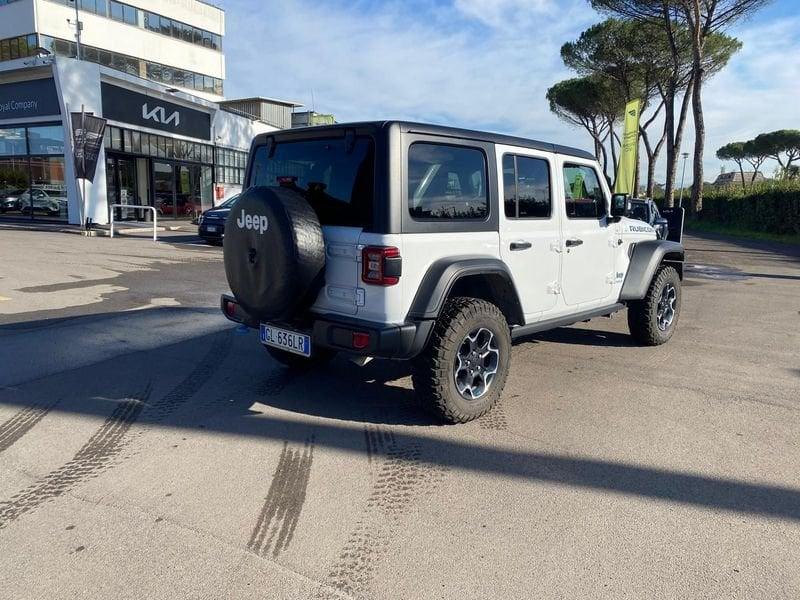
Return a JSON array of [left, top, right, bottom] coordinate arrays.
[[197, 193, 240, 244], [629, 198, 669, 240]]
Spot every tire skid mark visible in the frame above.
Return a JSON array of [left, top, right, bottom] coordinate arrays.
[[255, 368, 297, 398], [0, 383, 151, 529], [248, 435, 315, 558], [317, 425, 447, 599], [364, 424, 395, 465], [142, 333, 233, 422], [0, 331, 233, 530], [0, 398, 59, 453], [478, 403, 508, 431]]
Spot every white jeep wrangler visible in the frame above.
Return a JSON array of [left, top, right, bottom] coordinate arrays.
[[221, 122, 684, 423]]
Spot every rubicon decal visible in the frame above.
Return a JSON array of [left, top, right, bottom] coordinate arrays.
[[236, 211, 269, 234]]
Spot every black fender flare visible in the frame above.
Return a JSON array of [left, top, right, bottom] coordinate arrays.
[[406, 256, 525, 324], [620, 240, 684, 301]]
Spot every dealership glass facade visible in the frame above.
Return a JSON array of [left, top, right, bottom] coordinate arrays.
[[103, 125, 215, 220], [37, 35, 224, 95], [0, 34, 38, 63], [0, 124, 67, 221]]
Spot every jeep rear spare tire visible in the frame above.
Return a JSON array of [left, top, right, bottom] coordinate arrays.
[[223, 186, 325, 322]]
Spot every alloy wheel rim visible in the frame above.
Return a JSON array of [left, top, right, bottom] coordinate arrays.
[[454, 327, 500, 401], [657, 283, 677, 331]]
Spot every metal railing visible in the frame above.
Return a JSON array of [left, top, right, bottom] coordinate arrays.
[[109, 204, 158, 241]]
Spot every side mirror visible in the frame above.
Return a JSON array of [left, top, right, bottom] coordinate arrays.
[[610, 193, 630, 218]]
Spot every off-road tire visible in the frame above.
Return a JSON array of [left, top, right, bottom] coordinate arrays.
[[266, 345, 336, 370], [412, 297, 511, 424], [627, 265, 681, 346]]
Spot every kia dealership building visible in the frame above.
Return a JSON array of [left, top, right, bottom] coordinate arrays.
[[0, 0, 300, 225]]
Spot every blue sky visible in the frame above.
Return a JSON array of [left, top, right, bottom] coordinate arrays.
[[222, 0, 800, 183]]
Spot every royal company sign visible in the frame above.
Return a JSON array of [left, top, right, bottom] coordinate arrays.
[[0, 79, 61, 119]]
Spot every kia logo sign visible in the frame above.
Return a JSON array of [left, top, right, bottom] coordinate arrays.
[[142, 103, 180, 127], [101, 83, 210, 140]]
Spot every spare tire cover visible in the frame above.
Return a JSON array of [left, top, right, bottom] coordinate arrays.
[[223, 186, 325, 321]]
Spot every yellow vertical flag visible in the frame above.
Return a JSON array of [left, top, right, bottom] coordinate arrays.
[[614, 99, 642, 195]]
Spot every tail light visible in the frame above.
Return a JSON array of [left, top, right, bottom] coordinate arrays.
[[361, 246, 401, 286], [223, 297, 240, 321], [352, 331, 371, 349]]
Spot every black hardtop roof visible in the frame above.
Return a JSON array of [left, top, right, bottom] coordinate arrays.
[[255, 120, 596, 161]]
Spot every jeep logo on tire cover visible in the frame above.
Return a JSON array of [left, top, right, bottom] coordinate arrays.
[[236, 210, 269, 234]]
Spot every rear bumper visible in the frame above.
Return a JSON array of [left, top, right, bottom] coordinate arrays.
[[220, 294, 432, 360]]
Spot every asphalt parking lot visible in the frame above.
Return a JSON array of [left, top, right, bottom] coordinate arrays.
[[0, 226, 798, 599]]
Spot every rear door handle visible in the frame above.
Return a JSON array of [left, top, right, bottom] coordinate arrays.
[[565, 238, 584, 248], [510, 241, 532, 251]]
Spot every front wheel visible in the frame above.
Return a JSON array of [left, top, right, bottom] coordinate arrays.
[[627, 265, 682, 345], [412, 297, 511, 424]]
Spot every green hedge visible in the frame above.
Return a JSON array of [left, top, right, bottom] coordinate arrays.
[[698, 181, 800, 236]]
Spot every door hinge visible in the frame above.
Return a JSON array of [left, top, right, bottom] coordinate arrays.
[[547, 282, 561, 295]]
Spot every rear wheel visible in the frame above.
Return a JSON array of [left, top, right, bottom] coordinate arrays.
[[627, 265, 681, 345], [265, 345, 336, 370], [412, 297, 511, 424]]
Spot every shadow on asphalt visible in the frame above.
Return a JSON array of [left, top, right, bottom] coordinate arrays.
[[1, 319, 799, 523], [685, 230, 800, 261]]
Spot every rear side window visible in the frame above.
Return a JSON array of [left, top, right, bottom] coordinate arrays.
[[248, 136, 374, 229], [502, 154, 551, 219], [408, 143, 488, 220], [563, 164, 606, 219]]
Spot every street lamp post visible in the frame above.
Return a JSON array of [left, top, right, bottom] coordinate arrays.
[[67, 0, 82, 59], [678, 152, 689, 209]]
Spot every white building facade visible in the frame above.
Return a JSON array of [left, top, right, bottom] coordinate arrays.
[[1, 0, 291, 225]]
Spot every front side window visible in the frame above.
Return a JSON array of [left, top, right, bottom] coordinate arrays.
[[408, 143, 487, 220], [563, 164, 606, 219], [503, 154, 551, 219]]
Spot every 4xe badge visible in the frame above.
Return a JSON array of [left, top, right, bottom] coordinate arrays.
[[236, 210, 269, 234]]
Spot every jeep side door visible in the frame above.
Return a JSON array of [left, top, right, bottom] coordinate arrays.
[[558, 161, 615, 306], [497, 148, 560, 319]]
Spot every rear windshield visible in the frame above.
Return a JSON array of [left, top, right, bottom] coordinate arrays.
[[247, 136, 374, 229]]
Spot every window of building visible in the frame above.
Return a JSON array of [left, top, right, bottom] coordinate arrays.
[[502, 154, 551, 219], [0, 128, 27, 156], [215, 147, 247, 185], [563, 164, 607, 219], [27, 126, 65, 155], [109, 0, 123, 21], [0, 124, 68, 222], [102, 126, 214, 166], [38, 35, 223, 95], [408, 143, 488, 220], [123, 3, 137, 25]]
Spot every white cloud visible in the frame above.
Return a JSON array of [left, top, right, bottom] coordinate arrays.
[[223, 0, 800, 185], [453, 0, 558, 28], [700, 15, 800, 179], [224, 0, 596, 148]]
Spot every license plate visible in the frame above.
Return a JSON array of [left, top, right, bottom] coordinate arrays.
[[206, 225, 217, 232], [260, 324, 311, 357]]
